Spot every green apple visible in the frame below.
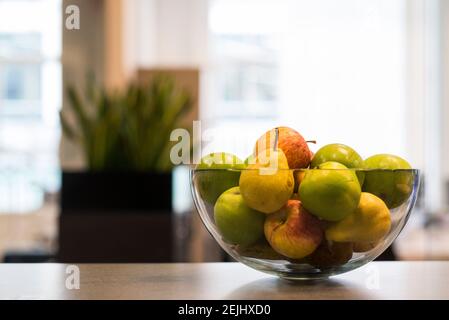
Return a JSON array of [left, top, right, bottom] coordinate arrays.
[[195, 152, 245, 205], [214, 187, 265, 246], [363, 154, 413, 208], [298, 161, 361, 221], [311, 143, 365, 186]]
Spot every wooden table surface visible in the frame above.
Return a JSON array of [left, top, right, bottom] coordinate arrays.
[[0, 262, 448, 300]]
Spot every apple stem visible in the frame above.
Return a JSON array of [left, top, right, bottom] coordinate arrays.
[[306, 140, 317, 144], [273, 127, 279, 151]]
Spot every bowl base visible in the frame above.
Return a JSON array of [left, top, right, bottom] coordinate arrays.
[[278, 273, 331, 281]]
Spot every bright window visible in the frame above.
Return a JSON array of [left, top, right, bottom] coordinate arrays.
[[0, 0, 61, 213], [207, 0, 408, 161]]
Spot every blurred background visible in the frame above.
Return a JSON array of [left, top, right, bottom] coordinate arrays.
[[0, 0, 448, 262]]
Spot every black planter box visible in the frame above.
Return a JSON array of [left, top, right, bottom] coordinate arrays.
[[58, 171, 178, 263], [61, 171, 173, 212]]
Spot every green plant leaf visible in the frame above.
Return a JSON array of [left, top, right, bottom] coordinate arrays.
[[64, 74, 193, 172]]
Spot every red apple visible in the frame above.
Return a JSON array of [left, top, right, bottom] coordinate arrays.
[[264, 200, 323, 259], [254, 127, 312, 169]]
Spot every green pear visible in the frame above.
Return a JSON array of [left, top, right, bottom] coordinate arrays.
[[195, 152, 245, 205], [239, 149, 294, 214], [363, 154, 413, 208], [214, 187, 265, 246], [299, 161, 361, 221]]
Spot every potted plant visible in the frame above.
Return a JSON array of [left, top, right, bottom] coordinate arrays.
[[57, 75, 193, 262]]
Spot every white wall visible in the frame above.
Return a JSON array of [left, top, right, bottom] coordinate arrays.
[[123, 0, 209, 69], [60, 0, 105, 170]]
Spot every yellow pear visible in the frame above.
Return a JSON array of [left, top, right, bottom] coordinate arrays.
[[239, 149, 294, 214], [326, 192, 391, 243]]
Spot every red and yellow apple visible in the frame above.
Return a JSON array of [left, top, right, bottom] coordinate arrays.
[[254, 127, 312, 169], [264, 200, 323, 259]]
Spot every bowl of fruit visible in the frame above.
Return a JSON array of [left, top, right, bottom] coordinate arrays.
[[190, 127, 420, 280]]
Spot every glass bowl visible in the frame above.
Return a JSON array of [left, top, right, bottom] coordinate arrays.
[[190, 168, 420, 280]]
